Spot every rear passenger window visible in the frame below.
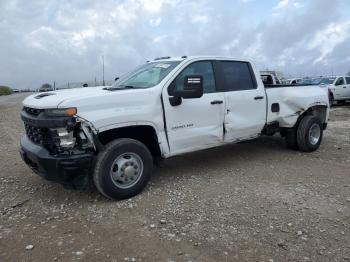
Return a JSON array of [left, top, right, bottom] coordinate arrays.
[[220, 61, 256, 91], [346, 77, 350, 84]]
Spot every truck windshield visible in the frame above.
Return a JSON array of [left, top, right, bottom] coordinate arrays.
[[112, 61, 180, 89]]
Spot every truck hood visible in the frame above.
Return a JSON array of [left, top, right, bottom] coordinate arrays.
[[22, 86, 162, 131], [23, 86, 109, 109]]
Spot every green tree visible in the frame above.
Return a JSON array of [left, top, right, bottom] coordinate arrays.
[[0, 86, 13, 96]]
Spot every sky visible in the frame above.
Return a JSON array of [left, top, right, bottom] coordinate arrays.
[[1, 0, 350, 89]]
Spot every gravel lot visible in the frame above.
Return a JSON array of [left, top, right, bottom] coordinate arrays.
[[0, 93, 349, 262]]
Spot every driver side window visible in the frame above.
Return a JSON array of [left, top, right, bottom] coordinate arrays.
[[172, 61, 216, 94]]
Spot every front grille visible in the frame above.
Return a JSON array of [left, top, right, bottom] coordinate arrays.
[[24, 123, 57, 152], [24, 124, 47, 144], [23, 107, 44, 116]]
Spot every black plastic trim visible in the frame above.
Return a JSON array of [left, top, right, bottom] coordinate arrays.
[[20, 135, 94, 184], [21, 110, 75, 128], [160, 94, 171, 152], [271, 103, 280, 112]]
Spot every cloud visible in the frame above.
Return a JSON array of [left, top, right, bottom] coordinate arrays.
[[0, 0, 350, 89], [274, 0, 290, 10], [273, 0, 303, 11], [309, 21, 350, 65], [149, 17, 162, 27]]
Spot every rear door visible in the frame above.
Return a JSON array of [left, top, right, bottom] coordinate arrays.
[[163, 60, 225, 155], [214, 60, 266, 141]]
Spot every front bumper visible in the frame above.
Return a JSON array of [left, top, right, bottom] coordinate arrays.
[[20, 135, 94, 184]]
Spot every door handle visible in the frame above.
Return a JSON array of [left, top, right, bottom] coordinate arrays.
[[343, 86, 346, 88], [254, 96, 264, 100], [210, 100, 223, 105]]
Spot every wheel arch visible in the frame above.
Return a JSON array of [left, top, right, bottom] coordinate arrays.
[[301, 105, 327, 123], [97, 125, 162, 158], [294, 105, 328, 130]]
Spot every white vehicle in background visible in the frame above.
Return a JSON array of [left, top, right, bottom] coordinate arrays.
[[286, 78, 303, 85], [260, 73, 282, 85], [315, 76, 350, 104], [20, 56, 329, 200]]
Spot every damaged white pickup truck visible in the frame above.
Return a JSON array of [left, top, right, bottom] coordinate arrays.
[[20, 56, 329, 200]]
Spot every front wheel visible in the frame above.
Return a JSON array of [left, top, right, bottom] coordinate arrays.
[[93, 138, 153, 200], [297, 116, 323, 152]]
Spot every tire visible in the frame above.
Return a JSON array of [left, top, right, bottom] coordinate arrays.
[[296, 116, 323, 152], [285, 128, 299, 150], [93, 138, 153, 200]]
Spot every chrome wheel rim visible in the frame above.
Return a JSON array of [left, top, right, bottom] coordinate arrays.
[[309, 123, 321, 145], [110, 152, 144, 189]]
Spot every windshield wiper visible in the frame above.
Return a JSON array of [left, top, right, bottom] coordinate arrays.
[[104, 85, 136, 91]]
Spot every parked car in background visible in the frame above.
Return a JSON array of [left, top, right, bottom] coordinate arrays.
[[299, 78, 317, 85], [313, 76, 350, 105], [260, 73, 282, 85], [286, 78, 303, 85]]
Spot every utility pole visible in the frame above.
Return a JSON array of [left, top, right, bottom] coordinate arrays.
[[53, 81, 56, 90], [102, 55, 105, 86]]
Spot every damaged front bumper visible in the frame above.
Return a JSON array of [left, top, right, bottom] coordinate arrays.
[[20, 135, 94, 185]]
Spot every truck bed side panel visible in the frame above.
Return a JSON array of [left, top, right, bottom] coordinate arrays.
[[265, 86, 329, 127]]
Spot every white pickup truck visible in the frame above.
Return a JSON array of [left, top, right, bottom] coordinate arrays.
[[314, 76, 350, 104], [20, 56, 329, 200]]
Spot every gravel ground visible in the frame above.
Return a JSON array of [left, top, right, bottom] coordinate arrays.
[[0, 93, 349, 262]]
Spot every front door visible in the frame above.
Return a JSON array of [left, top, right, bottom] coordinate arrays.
[[163, 61, 225, 155]]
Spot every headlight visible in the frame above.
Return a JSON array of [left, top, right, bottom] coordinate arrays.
[[46, 107, 77, 117], [51, 128, 76, 148]]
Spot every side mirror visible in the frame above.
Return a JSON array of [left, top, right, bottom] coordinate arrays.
[[115, 77, 120, 81], [170, 75, 203, 99], [168, 75, 204, 106], [182, 75, 204, 98]]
